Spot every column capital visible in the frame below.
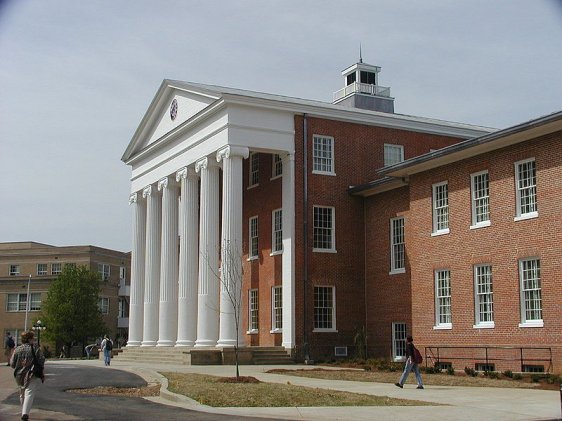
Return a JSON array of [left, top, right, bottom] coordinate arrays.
[[157, 176, 177, 191], [142, 185, 153, 198], [216, 145, 250, 162], [176, 166, 198, 182], [195, 156, 220, 173], [129, 192, 138, 205]]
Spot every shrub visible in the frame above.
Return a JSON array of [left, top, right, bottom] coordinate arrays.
[[531, 374, 542, 383], [502, 370, 513, 378], [464, 367, 478, 377], [487, 371, 500, 379], [446, 366, 455, 376], [513, 373, 523, 380]]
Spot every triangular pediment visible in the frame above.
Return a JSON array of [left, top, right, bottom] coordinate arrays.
[[122, 80, 221, 162]]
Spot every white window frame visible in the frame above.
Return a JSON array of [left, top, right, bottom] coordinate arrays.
[[470, 170, 491, 229], [118, 297, 128, 318], [248, 216, 259, 260], [248, 289, 259, 333], [99, 297, 109, 315], [514, 158, 538, 221], [51, 262, 62, 275], [9, 264, 20, 276], [119, 266, 126, 280], [392, 322, 407, 361], [313, 285, 337, 332], [313, 206, 336, 253], [271, 286, 282, 333], [432, 181, 450, 236], [434, 269, 452, 329], [248, 152, 259, 188], [98, 263, 111, 281], [312, 135, 335, 175], [518, 258, 543, 327], [390, 216, 405, 274], [6, 292, 41, 312], [271, 209, 283, 255], [271, 154, 283, 180], [473, 264, 494, 328], [384, 143, 404, 167], [37, 263, 48, 275]]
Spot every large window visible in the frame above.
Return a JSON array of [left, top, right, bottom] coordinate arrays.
[[249, 152, 259, 187], [435, 270, 452, 328], [6, 293, 41, 312], [392, 322, 407, 361], [98, 263, 111, 281], [118, 297, 128, 318], [271, 209, 283, 254], [37, 263, 48, 275], [314, 286, 336, 331], [98, 297, 109, 315], [9, 264, 20, 276], [313, 206, 335, 252], [519, 258, 542, 327], [272, 154, 283, 179], [119, 266, 126, 280], [390, 217, 405, 273], [248, 289, 259, 332], [384, 144, 404, 167], [249, 216, 259, 259], [515, 158, 537, 219], [471, 171, 490, 227], [474, 265, 494, 327], [432, 182, 449, 234], [51, 262, 62, 275], [271, 286, 282, 332], [312, 135, 335, 175]]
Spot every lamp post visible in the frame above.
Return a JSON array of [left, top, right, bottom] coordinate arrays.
[[32, 320, 46, 349]]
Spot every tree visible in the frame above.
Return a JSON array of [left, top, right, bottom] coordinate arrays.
[[41, 265, 107, 356]]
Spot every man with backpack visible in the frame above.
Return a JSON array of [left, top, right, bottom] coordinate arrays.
[[395, 335, 424, 389], [4, 331, 16, 366], [101, 335, 113, 366]]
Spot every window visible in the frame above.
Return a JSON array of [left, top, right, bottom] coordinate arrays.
[[522, 365, 544, 373], [471, 171, 490, 227], [313, 206, 335, 252], [249, 216, 259, 259], [515, 158, 537, 219], [390, 217, 405, 273], [314, 286, 336, 331], [9, 265, 20, 276], [475, 363, 495, 372], [248, 289, 259, 332], [474, 265, 494, 327], [384, 144, 404, 167], [312, 135, 335, 175], [249, 152, 259, 187], [272, 209, 283, 254], [271, 286, 282, 332], [360, 71, 375, 85], [51, 263, 62, 275], [272, 154, 282, 179], [98, 297, 109, 315], [37, 264, 48, 275], [519, 258, 542, 327], [392, 322, 407, 361], [119, 266, 126, 280], [6, 293, 41, 312], [435, 270, 452, 328], [118, 297, 128, 318], [98, 263, 110, 281], [432, 182, 449, 234]]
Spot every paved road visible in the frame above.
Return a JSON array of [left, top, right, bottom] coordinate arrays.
[[0, 363, 282, 421]]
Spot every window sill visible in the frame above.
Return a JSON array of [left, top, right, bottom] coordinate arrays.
[[470, 221, 491, 230], [514, 212, 538, 222], [247, 184, 259, 190], [473, 322, 495, 329], [312, 248, 337, 253], [247, 256, 259, 262], [270, 175, 282, 181], [389, 268, 406, 275], [270, 329, 282, 334], [393, 356, 406, 363], [270, 251, 283, 257], [519, 320, 543, 328], [312, 170, 336, 176], [433, 324, 452, 330], [431, 229, 450, 237], [313, 328, 338, 333], [246, 330, 259, 335]]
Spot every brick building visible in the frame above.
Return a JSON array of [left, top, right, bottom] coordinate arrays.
[[0, 242, 131, 361]]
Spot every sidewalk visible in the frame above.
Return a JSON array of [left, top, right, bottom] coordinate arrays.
[[2, 359, 561, 420]]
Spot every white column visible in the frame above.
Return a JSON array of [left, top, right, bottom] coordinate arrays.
[[195, 157, 221, 347], [142, 184, 161, 346], [281, 153, 296, 349], [127, 192, 146, 347], [157, 176, 179, 346], [176, 167, 199, 347], [217, 146, 249, 348]]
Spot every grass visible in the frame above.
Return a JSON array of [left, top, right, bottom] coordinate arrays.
[[161, 372, 433, 407]]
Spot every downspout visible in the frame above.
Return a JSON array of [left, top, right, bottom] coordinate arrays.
[[303, 113, 310, 362]]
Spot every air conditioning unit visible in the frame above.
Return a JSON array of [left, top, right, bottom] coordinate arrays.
[[334, 346, 348, 357]]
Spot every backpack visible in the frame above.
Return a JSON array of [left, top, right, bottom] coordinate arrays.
[[7, 336, 15, 348], [413, 346, 423, 364], [105, 339, 113, 351]]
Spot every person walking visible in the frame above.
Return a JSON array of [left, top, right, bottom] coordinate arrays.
[[10, 331, 45, 421], [4, 331, 16, 366], [101, 335, 113, 366], [395, 335, 424, 389]]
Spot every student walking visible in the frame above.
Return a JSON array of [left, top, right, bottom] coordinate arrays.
[[395, 335, 424, 389], [10, 331, 45, 421], [101, 335, 113, 366], [4, 331, 16, 365]]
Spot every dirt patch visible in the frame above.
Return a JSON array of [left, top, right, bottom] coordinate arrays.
[[218, 376, 261, 384], [68, 384, 160, 397]]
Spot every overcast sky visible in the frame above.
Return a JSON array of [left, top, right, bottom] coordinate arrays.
[[1, 0, 561, 253]]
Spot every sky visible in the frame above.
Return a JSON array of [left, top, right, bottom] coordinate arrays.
[[1, 0, 561, 253]]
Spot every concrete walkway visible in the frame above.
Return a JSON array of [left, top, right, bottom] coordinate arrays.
[[2, 359, 561, 420]]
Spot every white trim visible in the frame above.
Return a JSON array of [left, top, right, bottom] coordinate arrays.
[[514, 212, 538, 222], [390, 216, 405, 273], [312, 135, 335, 176], [470, 170, 490, 227], [384, 143, 404, 167], [433, 324, 452, 330], [470, 221, 491, 230], [248, 152, 259, 188], [270, 153, 283, 180], [432, 181, 449, 234], [473, 264, 493, 327], [518, 321, 544, 328], [271, 208, 283, 254], [434, 269, 452, 328], [248, 215, 259, 259], [473, 322, 495, 329], [389, 268, 406, 275], [431, 229, 450, 237], [312, 205, 336, 252], [514, 158, 537, 219], [518, 257, 542, 326], [313, 285, 336, 331]]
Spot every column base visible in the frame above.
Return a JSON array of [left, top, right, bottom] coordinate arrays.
[[175, 340, 195, 347], [156, 340, 175, 347], [141, 341, 157, 347], [194, 339, 217, 348], [126, 341, 141, 347], [216, 339, 237, 348]]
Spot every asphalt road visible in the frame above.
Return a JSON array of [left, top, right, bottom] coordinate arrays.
[[1, 363, 283, 421]]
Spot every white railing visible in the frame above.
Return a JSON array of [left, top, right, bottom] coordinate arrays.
[[333, 82, 391, 102]]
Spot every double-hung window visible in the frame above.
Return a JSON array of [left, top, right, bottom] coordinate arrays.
[[37, 263, 48, 275], [432, 182, 449, 235], [272, 154, 283, 179], [474, 265, 494, 327], [435, 270, 452, 329], [249, 152, 259, 187], [98, 263, 110, 281], [471, 171, 490, 228], [271, 209, 283, 254], [515, 158, 537, 220], [384, 144, 404, 167], [249, 216, 259, 259], [312, 135, 335, 175], [519, 258, 543, 327], [6, 292, 41, 312], [271, 286, 282, 332], [390, 217, 405, 273], [313, 286, 336, 331], [313, 206, 336, 252], [9, 265, 20, 276], [248, 289, 259, 332], [98, 297, 109, 315], [51, 263, 62, 275], [392, 322, 407, 361]]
